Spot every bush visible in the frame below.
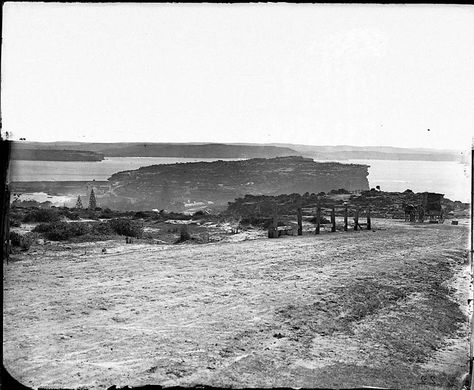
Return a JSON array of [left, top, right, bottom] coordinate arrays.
[[134, 211, 149, 219], [192, 210, 205, 218], [97, 208, 118, 219], [32, 223, 53, 233], [9, 218, 22, 227], [33, 220, 117, 241], [33, 221, 91, 241], [108, 218, 143, 238], [9, 231, 34, 250], [329, 188, 350, 195], [94, 222, 114, 235], [22, 208, 61, 223], [59, 209, 80, 220], [82, 210, 99, 220]]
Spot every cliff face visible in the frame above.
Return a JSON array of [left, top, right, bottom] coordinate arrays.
[[104, 156, 369, 211]]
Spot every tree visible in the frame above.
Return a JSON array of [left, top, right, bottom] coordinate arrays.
[[88, 189, 97, 210], [75, 195, 83, 209]]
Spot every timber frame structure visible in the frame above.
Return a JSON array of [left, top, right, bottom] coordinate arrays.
[[268, 201, 372, 238], [403, 192, 445, 223]]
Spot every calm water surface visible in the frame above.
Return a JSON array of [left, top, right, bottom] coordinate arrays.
[[347, 159, 470, 203], [9, 157, 242, 181]]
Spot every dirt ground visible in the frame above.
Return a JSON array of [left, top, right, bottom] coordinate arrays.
[[3, 219, 471, 389]]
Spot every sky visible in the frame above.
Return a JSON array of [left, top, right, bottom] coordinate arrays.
[[2, 3, 474, 149]]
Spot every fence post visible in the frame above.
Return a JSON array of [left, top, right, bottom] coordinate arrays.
[[331, 207, 336, 232], [354, 208, 359, 231], [315, 206, 321, 235], [297, 205, 303, 236], [344, 205, 348, 231], [268, 205, 276, 238], [269, 204, 278, 238], [367, 207, 371, 230]]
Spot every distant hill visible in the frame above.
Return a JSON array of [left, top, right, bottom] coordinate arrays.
[[263, 143, 466, 162], [11, 142, 299, 159], [99, 143, 299, 158], [10, 141, 467, 162]]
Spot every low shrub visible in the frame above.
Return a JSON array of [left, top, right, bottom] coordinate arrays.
[[32, 223, 53, 233], [157, 212, 192, 221], [94, 221, 114, 235], [58, 209, 80, 220], [33, 220, 118, 241], [82, 210, 99, 220], [133, 211, 150, 219], [329, 188, 350, 195], [31, 216, 145, 241], [108, 218, 143, 238], [9, 231, 34, 250], [33, 221, 90, 241], [97, 208, 125, 219], [9, 218, 22, 227], [22, 208, 61, 223]]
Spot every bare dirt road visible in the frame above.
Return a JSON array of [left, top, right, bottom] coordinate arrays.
[[3, 220, 470, 389]]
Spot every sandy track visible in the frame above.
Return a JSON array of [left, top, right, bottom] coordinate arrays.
[[3, 220, 470, 389]]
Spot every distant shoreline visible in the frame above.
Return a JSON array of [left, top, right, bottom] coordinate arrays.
[[9, 141, 467, 163]]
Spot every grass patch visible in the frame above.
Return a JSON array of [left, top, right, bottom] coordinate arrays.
[[277, 279, 409, 338]]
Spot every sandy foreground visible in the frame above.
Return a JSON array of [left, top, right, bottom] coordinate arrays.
[[3, 219, 471, 389]]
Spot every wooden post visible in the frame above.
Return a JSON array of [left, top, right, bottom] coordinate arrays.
[[297, 206, 302, 236], [268, 204, 279, 238], [354, 208, 359, 231], [3, 188, 11, 263], [315, 206, 321, 235], [344, 205, 348, 231], [367, 207, 371, 230], [331, 207, 336, 232]]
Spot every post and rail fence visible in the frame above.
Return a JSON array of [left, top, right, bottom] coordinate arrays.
[[267, 201, 372, 238]]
